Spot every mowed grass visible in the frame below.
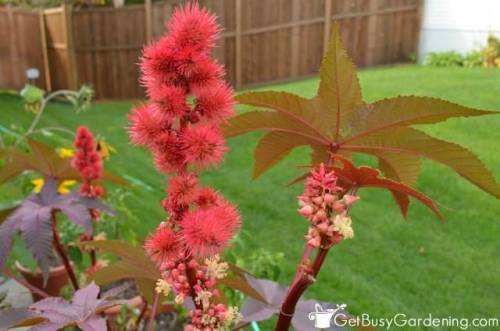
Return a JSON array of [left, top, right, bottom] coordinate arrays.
[[1, 65, 499, 328]]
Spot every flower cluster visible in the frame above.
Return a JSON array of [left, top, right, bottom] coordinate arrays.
[[298, 164, 359, 248], [129, 3, 240, 329], [71, 126, 104, 198], [185, 256, 242, 331]]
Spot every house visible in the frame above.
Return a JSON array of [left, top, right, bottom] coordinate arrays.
[[418, 0, 500, 61]]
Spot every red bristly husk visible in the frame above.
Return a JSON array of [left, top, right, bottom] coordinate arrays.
[[128, 3, 241, 330]]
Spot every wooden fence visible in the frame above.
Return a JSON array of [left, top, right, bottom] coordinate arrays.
[[0, 0, 422, 99]]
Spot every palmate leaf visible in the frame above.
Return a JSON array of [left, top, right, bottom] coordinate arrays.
[[323, 156, 442, 219], [240, 275, 349, 331], [0, 138, 128, 186], [225, 23, 500, 217], [0, 139, 79, 184], [0, 308, 46, 330], [0, 178, 115, 284], [0, 282, 124, 331], [87, 240, 161, 303]]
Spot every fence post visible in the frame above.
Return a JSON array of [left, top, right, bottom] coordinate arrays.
[[145, 0, 153, 43], [39, 10, 52, 91], [365, 0, 379, 66], [234, 0, 242, 89], [322, 0, 332, 55], [414, 0, 424, 61], [62, 4, 78, 90], [6, 5, 20, 87], [290, 0, 300, 78]]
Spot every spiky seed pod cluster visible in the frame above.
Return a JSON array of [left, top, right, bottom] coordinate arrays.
[[72, 126, 104, 198], [129, 3, 241, 329]]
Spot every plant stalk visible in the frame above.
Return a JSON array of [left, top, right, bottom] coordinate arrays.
[[15, 90, 77, 147], [186, 263, 202, 309], [51, 211, 79, 290], [147, 291, 160, 331], [275, 183, 359, 330], [135, 298, 148, 330], [275, 247, 329, 331], [4, 269, 50, 299]]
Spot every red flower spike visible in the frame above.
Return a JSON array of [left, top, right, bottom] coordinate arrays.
[[72, 126, 104, 198], [128, 3, 239, 328]]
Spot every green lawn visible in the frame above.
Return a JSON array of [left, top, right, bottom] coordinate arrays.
[[1, 65, 499, 329]]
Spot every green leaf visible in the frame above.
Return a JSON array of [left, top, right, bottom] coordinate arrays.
[[253, 131, 321, 179], [87, 240, 161, 301], [223, 110, 321, 139], [236, 91, 331, 141], [344, 96, 497, 144], [377, 153, 422, 217], [20, 84, 44, 104], [345, 128, 500, 199], [325, 156, 443, 219], [318, 23, 363, 141]]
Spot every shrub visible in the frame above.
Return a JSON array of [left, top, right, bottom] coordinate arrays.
[[463, 50, 484, 68], [425, 51, 463, 67], [482, 34, 500, 67]]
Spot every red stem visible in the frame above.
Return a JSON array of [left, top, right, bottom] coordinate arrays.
[[146, 291, 160, 331], [4, 269, 50, 299], [275, 247, 329, 331], [51, 211, 79, 290], [275, 177, 358, 330], [186, 262, 202, 309], [89, 234, 97, 267], [135, 299, 148, 330]]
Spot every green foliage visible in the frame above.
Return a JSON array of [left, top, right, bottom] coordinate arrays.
[[424, 34, 500, 68], [425, 51, 463, 67], [20, 84, 44, 113], [463, 50, 484, 68], [67, 85, 94, 112], [240, 249, 285, 281]]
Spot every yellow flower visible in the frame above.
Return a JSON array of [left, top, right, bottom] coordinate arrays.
[[155, 279, 171, 296], [332, 215, 354, 239], [96, 140, 117, 160], [32, 178, 77, 194], [204, 255, 228, 279], [58, 147, 75, 158], [195, 290, 212, 310], [225, 306, 243, 325], [32, 178, 45, 193], [58, 180, 77, 194], [174, 294, 185, 305]]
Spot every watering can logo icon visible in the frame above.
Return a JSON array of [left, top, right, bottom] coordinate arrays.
[[308, 303, 346, 329]]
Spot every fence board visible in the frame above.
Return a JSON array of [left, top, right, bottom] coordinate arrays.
[[0, 7, 48, 90], [0, 0, 422, 99]]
